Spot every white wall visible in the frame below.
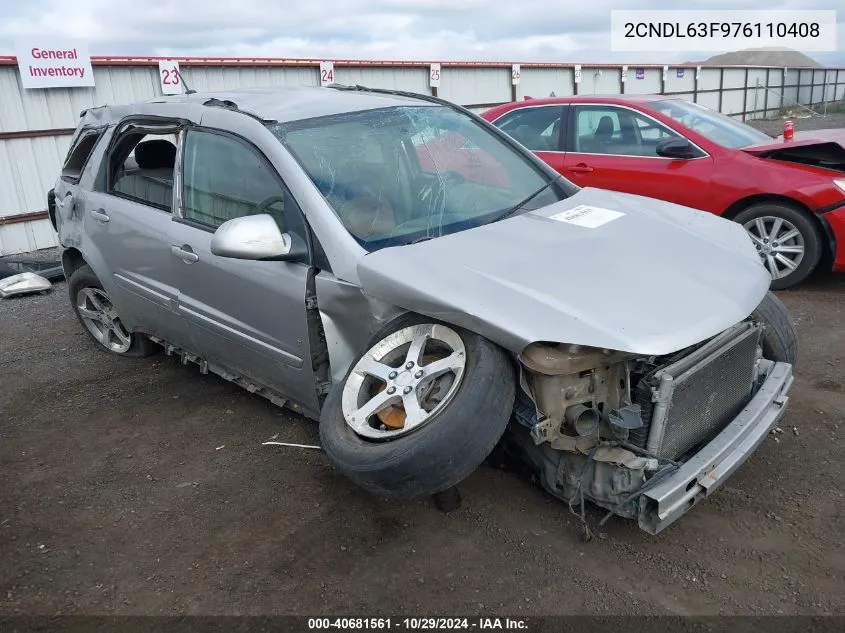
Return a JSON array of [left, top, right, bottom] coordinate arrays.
[[1, 58, 843, 254]]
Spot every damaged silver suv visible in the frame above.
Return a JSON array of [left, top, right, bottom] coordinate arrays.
[[51, 85, 797, 534]]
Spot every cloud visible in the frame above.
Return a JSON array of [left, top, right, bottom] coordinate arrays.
[[0, 0, 842, 64]]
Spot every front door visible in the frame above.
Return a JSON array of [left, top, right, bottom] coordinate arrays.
[[563, 104, 714, 211], [169, 127, 319, 411]]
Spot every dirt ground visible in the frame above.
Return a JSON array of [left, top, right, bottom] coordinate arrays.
[[1, 264, 844, 616], [750, 110, 845, 136]]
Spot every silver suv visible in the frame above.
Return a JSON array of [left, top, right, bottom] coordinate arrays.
[[51, 85, 797, 534]]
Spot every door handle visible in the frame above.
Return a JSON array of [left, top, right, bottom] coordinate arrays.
[[90, 208, 110, 223], [171, 245, 199, 263], [566, 164, 594, 174]]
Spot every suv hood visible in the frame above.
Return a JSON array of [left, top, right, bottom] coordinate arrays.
[[357, 187, 770, 356]]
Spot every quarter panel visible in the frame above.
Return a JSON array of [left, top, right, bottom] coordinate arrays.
[[314, 272, 407, 383], [821, 206, 845, 272], [713, 151, 845, 213]]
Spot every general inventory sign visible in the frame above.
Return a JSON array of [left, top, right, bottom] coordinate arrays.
[[15, 40, 95, 89]]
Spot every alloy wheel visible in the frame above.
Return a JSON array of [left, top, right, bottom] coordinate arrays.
[[743, 215, 805, 281], [341, 324, 467, 440], [75, 287, 133, 353]]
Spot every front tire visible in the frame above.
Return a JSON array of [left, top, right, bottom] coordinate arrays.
[[734, 202, 821, 290], [319, 315, 516, 498], [751, 291, 798, 367], [68, 264, 158, 357]]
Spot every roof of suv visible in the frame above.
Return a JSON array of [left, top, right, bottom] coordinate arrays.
[[143, 85, 438, 123]]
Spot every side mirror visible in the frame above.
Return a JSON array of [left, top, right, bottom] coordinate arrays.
[[656, 137, 698, 159], [210, 214, 303, 261]]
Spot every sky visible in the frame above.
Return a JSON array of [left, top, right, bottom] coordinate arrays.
[[0, 0, 842, 65]]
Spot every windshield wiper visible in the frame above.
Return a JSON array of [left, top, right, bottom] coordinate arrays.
[[404, 235, 435, 245], [492, 179, 557, 223]]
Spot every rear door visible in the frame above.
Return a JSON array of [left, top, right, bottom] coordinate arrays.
[[562, 104, 715, 210], [489, 104, 567, 173], [168, 127, 319, 410], [81, 120, 190, 347]]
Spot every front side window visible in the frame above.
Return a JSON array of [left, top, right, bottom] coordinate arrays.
[[181, 130, 287, 232], [272, 105, 574, 251], [650, 98, 772, 149], [493, 106, 564, 152], [572, 105, 684, 157]]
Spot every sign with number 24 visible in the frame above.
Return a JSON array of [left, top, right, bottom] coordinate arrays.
[[320, 61, 334, 86]]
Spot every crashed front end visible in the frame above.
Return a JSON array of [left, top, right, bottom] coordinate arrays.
[[508, 320, 794, 534]]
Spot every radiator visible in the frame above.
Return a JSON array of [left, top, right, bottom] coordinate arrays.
[[634, 322, 763, 461]]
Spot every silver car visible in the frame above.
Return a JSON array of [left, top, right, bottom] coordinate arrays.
[[51, 85, 797, 534]]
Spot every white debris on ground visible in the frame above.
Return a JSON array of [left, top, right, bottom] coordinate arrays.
[[262, 432, 321, 450]]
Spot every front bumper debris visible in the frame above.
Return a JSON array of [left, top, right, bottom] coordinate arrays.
[[638, 361, 794, 534], [0, 272, 53, 298]]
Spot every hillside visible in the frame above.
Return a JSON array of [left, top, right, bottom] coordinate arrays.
[[687, 47, 821, 67]]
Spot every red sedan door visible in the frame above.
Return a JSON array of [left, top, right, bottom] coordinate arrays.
[[488, 104, 567, 173], [562, 103, 715, 211]]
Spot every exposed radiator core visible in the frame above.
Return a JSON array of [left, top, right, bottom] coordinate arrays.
[[634, 322, 763, 461]]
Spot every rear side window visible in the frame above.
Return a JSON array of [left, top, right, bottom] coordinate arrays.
[[61, 130, 102, 183], [105, 128, 179, 212], [492, 106, 564, 152]]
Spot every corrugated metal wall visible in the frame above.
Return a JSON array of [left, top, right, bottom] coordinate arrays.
[[517, 68, 575, 99], [1, 58, 844, 255], [624, 68, 663, 95]]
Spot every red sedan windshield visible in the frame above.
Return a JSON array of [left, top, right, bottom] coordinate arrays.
[[650, 99, 773, 149]]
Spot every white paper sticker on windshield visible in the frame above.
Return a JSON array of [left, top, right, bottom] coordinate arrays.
[[549, 205, 625, 228]]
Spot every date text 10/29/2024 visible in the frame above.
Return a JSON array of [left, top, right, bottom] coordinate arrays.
[[308, 618, 528, 630]]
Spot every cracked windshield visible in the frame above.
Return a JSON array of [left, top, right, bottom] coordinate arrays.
[[272, 104, 572, 250]]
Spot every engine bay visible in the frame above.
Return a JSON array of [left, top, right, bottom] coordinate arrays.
[[506, 320, 769, 530]]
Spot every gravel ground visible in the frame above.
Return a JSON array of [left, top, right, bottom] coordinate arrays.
[[749, 111, 845, 137], [1, 271, 843, 616], [0, 248, 61, 265]]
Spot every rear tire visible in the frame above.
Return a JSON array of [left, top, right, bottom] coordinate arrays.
[[68, 264, 158, 358], [319, 314, 516, 498], [734, 202, 821, 290], [751, 291, 798, 366]]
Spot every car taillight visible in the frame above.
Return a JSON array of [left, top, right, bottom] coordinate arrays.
[[47, 189, 57, 231]]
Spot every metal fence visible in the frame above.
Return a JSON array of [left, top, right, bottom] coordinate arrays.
[[1, 56, 844, 255]]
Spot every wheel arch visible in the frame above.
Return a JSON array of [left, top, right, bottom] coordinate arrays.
[[61, 247, 88, 278], [318, 311, 518, 498], [722, 194, 834, 268], [62, 246, 127, 312]]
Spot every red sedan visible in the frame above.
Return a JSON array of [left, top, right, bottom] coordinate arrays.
[[481, 95, 845, 289]]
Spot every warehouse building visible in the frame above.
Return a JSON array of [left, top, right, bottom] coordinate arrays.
[[1, 53, 844, 254]]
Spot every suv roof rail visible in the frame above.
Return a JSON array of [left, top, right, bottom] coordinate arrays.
[[325, 83, 456, 109], [79, 104, 108, 118], [202, 97, 278, 125]]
